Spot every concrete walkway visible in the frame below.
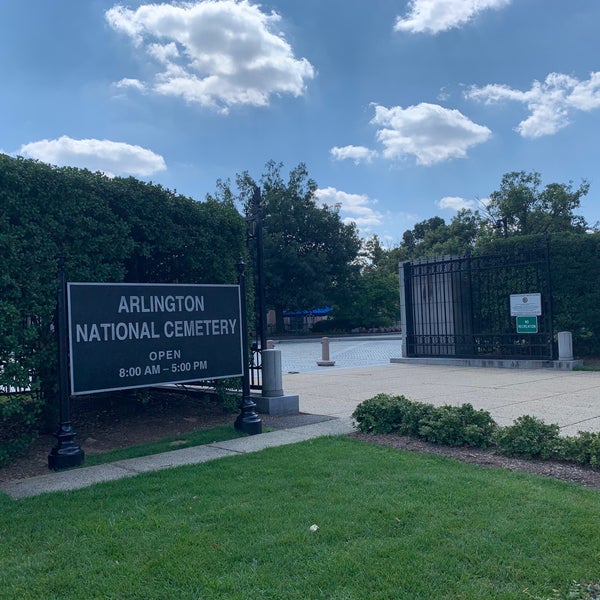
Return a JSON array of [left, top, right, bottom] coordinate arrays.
[[2, 360, 600, 499]]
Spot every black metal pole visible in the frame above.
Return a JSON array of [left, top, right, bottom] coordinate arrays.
[[253, 187, 267, 351], [235, 257, 262, 435], [48, 256, 85, 470]]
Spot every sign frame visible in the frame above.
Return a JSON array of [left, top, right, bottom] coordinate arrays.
[[67, 282, 244, 395], [516, 316, 538, 334], [510, 293, 542, 317]]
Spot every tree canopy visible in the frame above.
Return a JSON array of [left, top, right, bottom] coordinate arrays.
[[213, 161, 361, 332], [486, 171, 589, 236]]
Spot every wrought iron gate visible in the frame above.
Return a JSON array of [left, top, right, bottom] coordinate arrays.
[[401, 238, 554, 360]]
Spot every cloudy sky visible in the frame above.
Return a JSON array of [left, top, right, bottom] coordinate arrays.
[[2, 0, 600, 243]]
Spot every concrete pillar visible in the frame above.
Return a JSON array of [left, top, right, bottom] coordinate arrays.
[[317, 337, 335, 366], [558, 331, 573, 361], [254, 348, 299, 415], [261, 349, 284, 397]]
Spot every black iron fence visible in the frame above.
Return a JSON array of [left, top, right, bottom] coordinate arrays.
[[401, 238, 554, 360], [249, 344, 262, 390]]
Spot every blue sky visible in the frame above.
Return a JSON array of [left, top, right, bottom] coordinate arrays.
[[2, 0, 600, 245]]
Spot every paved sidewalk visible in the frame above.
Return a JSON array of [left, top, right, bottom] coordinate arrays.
[[284, 362, 600, 435], [1, 417, 354, 499], [2, 357, 600, 499]]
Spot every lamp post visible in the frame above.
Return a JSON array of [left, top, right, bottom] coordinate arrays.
[[48, 255, 85, 470], [234, 257, 262, 435], [245, 186, 267, 351]]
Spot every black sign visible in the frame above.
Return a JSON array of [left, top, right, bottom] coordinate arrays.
[[68, 283, 243, 395]]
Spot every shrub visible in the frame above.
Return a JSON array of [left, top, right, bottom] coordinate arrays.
[[0, 393, 44, 467], [352, 396, 495, 447], [418, 403, 497, 448], [562, 431, 600, 467], [495, 415, 562, 459], [352, 394, 413, 434]]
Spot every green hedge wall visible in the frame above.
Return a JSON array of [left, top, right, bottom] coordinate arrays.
[[0, 154, 246, 427]]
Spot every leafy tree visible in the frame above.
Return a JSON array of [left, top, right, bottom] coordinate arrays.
[[486, 171, 589, 236], [220, 161, 361, 332]]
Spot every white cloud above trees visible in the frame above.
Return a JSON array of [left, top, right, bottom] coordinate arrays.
[[19, 136, 166, 177], [466, 71, 600, 138], [330, 145, 378, 164], [370, 103, 491, 165], [330, 103, 490, 167], [315, 187, 384, 233], [436, 196, 475, 211], [394, 0, 511, 34], [105, 1, 314, 112]]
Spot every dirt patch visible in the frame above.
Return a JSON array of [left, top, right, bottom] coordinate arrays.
[[351, 432, 600, 490], [0, 389, 234, 483]]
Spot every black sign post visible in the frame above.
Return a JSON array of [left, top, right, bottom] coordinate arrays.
[[234, 258, 262, 435], [48, 258, 85, 471]]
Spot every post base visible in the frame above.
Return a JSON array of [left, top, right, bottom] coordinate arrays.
[[235, 396, 262, 435], [48, 424, 85, 470], [48, 445, 85, 471]]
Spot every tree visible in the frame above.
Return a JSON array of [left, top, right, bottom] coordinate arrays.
[[486, 171, 589, 236], [225, 161, 361, 332], [393, 210, 484, 262]]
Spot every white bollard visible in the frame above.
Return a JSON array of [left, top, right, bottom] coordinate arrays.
[[316, 337, 335, 367], [557, 331, 573, 361]]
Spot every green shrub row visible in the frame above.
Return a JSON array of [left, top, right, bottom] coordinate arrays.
[[352, 394, 600, 467], [0, 393, 44, 467], [351, 393, 497, 448]]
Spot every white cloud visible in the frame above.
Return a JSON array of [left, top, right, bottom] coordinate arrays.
[[370, 103, 491, 165], [105, 1, 314, 112], [315, 187, 384, 233], [114, 78, 147, 92], [19, 136, 166, 177], [330, 145, 378, 164], [436, 196, 475, 211], [394, 0, 511, 34], [466, 71, 600, 138]]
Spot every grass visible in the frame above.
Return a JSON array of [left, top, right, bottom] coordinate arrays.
[[1, 436, 600, 599], [83, 425, 247, 466], [574, 364, 600, 371]]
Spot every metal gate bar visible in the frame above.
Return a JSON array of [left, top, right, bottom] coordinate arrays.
[[401, 238, 553, 360]]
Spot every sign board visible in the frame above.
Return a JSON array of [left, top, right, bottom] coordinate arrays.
[[68, 283, 244, 395], [516, 316, 538, 334], [510, 293, 542, 316]]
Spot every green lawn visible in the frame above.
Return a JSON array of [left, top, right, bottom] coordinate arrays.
[[1, 436, 599, 599]]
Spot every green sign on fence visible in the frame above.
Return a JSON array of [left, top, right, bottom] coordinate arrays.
[[516, 316, 538, 334]]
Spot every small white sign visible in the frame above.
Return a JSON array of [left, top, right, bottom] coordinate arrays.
[[510, 293, 542, 316]]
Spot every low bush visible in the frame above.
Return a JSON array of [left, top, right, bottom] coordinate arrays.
[[562, 431, 600, 468], [495, 415, 562, 459], [353, 394, 600, 467], [0, 393, 44, 467], [418, 403, 497, 448], [352, 395, 495, 448], [351, 393, 414, 434]]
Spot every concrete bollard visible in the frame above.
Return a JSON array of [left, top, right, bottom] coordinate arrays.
[[267, 339, 275, 349], [254, 348, 300, 415], [316, 336, 335, 367], [558, 331, 573, 361], [261, 349, 284, 397]]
